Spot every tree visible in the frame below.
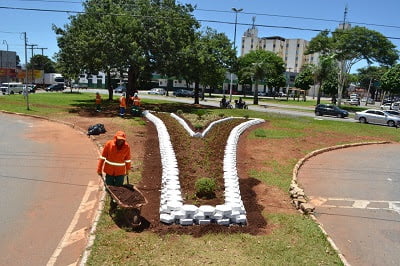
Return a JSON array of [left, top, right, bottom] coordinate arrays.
[[27, 54, 56, 73], [54, 0, 199, 100], [179, 28, 235, 104], [381, 64, 400, 97], [356, 65, 387, 104], [294, 65, 314, 101], [237, 50, 285, 104], [307, 26, 399, 106]]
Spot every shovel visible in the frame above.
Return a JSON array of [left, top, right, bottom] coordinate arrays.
[[124, 174, 134, 190]]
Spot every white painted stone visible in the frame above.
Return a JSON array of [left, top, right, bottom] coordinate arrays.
[[160, 213, 175, 224], [182, 204, 198, 215], [171, 210, 186, 219], [197, 219, 211, 225], [217, 219, 230, 225], [180, 219, 194, 225], [212, 212, 223, 219], [199, 205, 215, 216], [166, 201, 183, 211]]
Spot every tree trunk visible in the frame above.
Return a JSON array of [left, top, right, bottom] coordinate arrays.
[[106, 70, 113, 101], [194, 82, 200, 104], [253, 81, 259, 105]]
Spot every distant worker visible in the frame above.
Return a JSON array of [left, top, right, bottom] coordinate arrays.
[[119, 93, 126, 117], [95, 92, 102, 112], [97, 131, 131, 187], [131, 93, 141, 107]]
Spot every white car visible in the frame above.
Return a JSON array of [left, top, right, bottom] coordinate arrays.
[[355, 109, 400, 127], [148, 88, 166, 95], [346, 98, 360, 106], [380, 103, 392, 110]]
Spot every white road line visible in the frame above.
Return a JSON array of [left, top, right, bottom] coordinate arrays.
[[47, 180, 97, 266], [309, 196, 400, 214]]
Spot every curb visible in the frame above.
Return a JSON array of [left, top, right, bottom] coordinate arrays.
[[1, 110, 105, 266], [291, 140, 391, 266]]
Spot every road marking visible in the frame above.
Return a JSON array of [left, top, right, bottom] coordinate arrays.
[[309, 196, 400, 214], [47, 180, 97, 266]]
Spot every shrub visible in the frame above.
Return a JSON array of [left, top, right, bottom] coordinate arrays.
[[195, 178, 216, 199], [176, 109, 183, 115], [194, 109, 207, 119]]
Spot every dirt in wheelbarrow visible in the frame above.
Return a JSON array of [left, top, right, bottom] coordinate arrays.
[[70, 102, 297, 237], [107, 186, 146, 206]]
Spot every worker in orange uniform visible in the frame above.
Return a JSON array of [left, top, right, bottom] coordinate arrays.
[[131, 92, 141, 107], [119, 93, 126, 117], [97, 130, 131, 187], [95, 92, 102, 112]]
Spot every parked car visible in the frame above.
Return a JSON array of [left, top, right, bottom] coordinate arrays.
[[148, 88, 166, 95], [114, 85, 126, 93], [258, 91, 267, 96], [354, 109, 400, 127], [345, 98, 360, 106], [315, 104, 349, 118], [384, 110, 400, 116], [391, 101, 400, 111], [380, 103, 392, 110], [46, 83, 65, 92], [361, 97, 375, 104], [173, 89, 194, 97]]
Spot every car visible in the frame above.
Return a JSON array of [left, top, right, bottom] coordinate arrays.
[[384, 110, 400, 116], [24, 84, 37, 93], [46, 83, 65, 91], [345, 98, 360, 106], [349, 93, 359, 99], [148, 88, 166, 95], [173, 89, 194, 97], [315, 104, 349, 118], [258, 91, 267, 96], [114, 85, 126, 93], [361, 97, 375, 104], [380, 103, 392, 110], [391, 101, 400, 111], [354, 109, 400, 127]]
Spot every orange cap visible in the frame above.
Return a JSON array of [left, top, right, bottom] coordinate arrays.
[[115, 131, 126, 141]]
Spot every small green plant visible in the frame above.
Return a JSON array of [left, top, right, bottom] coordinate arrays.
[[153, 106, 160, 112], [194, 123, 203, 130], [194, 109, 207, 119], [243, 114, 249, 119], [176, 109, 184, 115], [218, 113, 225, 118], [195, 178, 216, 199], [254, 128, 267, 138]]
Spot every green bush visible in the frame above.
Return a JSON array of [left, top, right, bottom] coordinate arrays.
[[176, 109, 183, 115], [195, 178, 216, 199], [194, 109, 207, 119]]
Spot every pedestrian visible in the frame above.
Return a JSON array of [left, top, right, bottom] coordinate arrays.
[[97, 130, 131, 186], [95, 92, 102, 112], [119, 93, 126, 117]]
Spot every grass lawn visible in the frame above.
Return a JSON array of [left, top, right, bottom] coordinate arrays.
[[1, 92, 398, 265]]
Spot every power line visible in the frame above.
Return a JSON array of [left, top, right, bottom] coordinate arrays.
[[0, 5, 399, 41]]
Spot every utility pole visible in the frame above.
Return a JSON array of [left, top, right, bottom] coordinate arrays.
[[34, 47, 47, 88], [24, 32, 30, 110], [229, 7, 243, 102], [26, 44, 37, 84]]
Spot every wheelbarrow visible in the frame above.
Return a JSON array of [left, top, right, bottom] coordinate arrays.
[[103, 175, 147, 228], [130, 105, 142, 117]]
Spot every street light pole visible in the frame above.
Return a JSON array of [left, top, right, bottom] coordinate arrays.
[[2, 40, 9, 87], [229, 7, 243, 102]]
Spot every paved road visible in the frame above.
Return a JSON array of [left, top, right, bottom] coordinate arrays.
[[297, 143, 400, 266], [0, 113, 102, 266]]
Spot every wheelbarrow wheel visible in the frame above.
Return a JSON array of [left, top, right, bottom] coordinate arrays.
[[123, 208, 141, 228]]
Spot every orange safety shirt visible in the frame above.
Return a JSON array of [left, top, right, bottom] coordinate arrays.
[[119, 96, 126, 108], [95, 94, 102, 104], [97, 136, 131, 176], [132, 96, 141, 106]]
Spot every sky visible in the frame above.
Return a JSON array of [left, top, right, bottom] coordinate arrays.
[[0, 0, 399, 72]]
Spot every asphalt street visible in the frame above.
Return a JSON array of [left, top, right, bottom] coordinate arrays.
[[297, 143, 400, 266], [0, 113, 102, 266]]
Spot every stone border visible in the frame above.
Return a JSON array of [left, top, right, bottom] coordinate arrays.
[[145, 110, 264, 225], [290, 140, 390, 266], [1, 110, 105, 266]]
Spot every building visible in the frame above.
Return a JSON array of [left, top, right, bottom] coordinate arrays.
[[241, 24, 320, 74]]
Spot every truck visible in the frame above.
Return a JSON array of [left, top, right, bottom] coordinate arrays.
[[34, 73, 65, 87]]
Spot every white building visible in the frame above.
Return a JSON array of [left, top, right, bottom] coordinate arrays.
[[241, 25, 320, 74]]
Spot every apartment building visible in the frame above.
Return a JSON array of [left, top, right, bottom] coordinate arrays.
[[240, 25, 320, 74]]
